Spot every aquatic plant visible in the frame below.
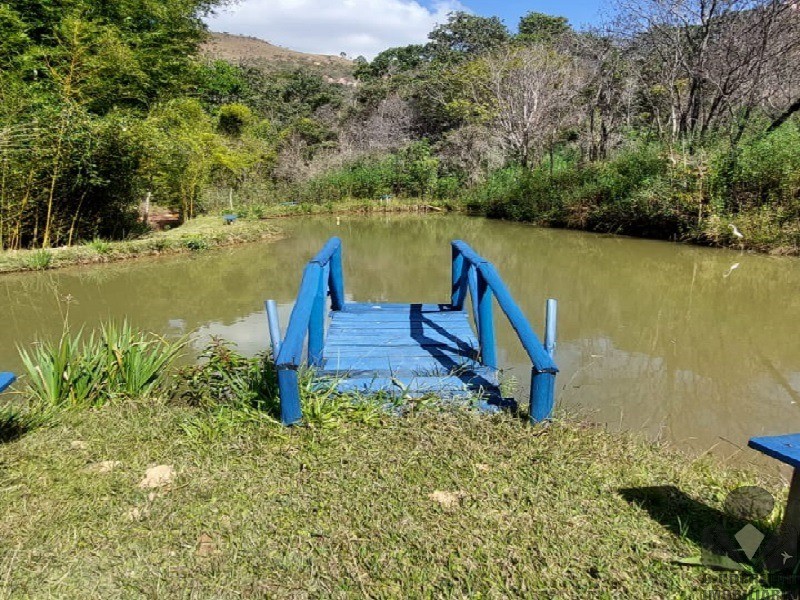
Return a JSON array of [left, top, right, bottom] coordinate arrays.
[[88, 238, 112, 255], [25, 249, 53, 271], [18, 321, 185, 409]]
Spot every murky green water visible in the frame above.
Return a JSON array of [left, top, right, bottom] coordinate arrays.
[[2, 214, 799, 455]]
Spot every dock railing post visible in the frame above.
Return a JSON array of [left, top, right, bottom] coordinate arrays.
[[308, 265, 326, 366], [330, 244, 345, 311], [451, 246, 466, 309], [531, 299, 558, 423], [477, 272, 497, 369], [278, 368, 302, 426], [468, 265, 480, 330], [265, 299, 282, 358]]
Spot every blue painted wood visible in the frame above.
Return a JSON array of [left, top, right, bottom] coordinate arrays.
[[270, 237, 558, 425], [0, 372, 15, 394], [276, 263, 321, 367], [530, 370, 556, 423], [749, 434, 800, 469], [308, 266, 326, 367], [330, 245, 345, 311], [451, 241, 557, 374], [468, 265, 480, 330], [310, 237, 345, 311], [277, 368, 302, 426], [477, 271, 497, 369], [451, 247, 467, 309]]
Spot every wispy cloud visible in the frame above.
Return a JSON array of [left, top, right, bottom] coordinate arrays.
[[205, 0, 466, 59]]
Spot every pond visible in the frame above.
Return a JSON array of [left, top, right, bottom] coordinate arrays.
[[2, 214, 799, 456]]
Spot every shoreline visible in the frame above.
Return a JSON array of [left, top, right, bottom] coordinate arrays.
[[1, 200, 796, 277]]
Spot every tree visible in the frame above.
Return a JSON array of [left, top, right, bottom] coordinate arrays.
[[427, 12, 510, 63], [613, 0, 800, 144], [517, 12, 571, 43], [355, 45, 428, 80], [452, 46, 583, 168]]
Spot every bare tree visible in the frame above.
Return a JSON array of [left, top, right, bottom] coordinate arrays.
[[461, 45, 583, 167], [612, 0, 800, 144]]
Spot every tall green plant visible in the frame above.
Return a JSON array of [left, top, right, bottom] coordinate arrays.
[[18, 321, 185, 410]]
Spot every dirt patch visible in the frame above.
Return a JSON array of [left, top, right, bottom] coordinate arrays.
[[138, 465, 175, 489], [428, 490, 467, 509]]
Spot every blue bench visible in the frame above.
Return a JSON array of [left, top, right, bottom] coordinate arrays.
[[0, 372, 15, 394], [749, 434, 800, 554]]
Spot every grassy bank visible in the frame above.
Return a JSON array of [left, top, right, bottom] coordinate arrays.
[[0, 217, 281, 275], [0, 400, 783, 598], [0, 330, 791, 597]]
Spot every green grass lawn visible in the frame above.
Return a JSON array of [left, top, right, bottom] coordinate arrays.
[[0, 400, 783, 598]]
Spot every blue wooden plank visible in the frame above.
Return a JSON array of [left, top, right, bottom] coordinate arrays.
[[0, 372, 15, 394], [334, 375, 495, 395], [322, 356, 479, 373], [343, 303, 455, 313], [749, 434, 800, 469], [331, 313, 470, 323]]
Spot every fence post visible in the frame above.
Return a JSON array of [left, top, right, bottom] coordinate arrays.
[[308, 266, 326, 367], [278, 368, 302, 425], [329, 244, 345, 311], [451, 246, 467, 309], [468, 265, 480, 329], [530, 370, 556, 423], [477, 271, 497, 369]]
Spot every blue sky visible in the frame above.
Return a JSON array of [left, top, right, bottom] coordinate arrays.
[[206, 0, 607, 60], [434, 0, 605, 30]]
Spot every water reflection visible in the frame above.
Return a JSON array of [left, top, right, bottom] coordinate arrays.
[[1, 214, 799, 454]]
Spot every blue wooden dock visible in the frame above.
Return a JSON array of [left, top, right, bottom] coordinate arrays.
[[268, 238, 558, 426], [0, 372, 15, 394]]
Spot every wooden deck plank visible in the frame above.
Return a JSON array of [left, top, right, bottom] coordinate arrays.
[[319, 302, 502, 403], [342, 303, 456, 313]]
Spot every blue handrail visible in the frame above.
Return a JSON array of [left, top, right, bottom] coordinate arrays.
[[0, 372, 15, 394], [451, 240, 559, 422], [274, 237, 345, 425]]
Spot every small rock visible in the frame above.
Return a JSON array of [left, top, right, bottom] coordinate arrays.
[[70, 441, 88, 450], [196, 533, 217, 557], [126, 506, 148, 521], [428, 490, 467, 509], [475, 463, 491, 472], [88, 460, 122, 474], [138, 465, 175, 489]]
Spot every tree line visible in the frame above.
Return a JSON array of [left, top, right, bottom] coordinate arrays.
[[1, 1, 799, 252]]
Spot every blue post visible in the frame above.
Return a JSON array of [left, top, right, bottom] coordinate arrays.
[[468, 265, 480, 329], [308, 267, 326, 367], [278, 368, 302, 425], [451, 246, 466, 309], [265, 300, 282, 358], [329, 245, 345, 311], [477, 272, 497, 369], [530, 370, 556, 423], [0, 372, 15, 394]]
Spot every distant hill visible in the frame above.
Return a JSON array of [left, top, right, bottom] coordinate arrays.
[[202, 32, 357, 85]]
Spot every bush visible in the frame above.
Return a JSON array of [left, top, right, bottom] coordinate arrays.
[[18, 321, 185, 410], [177, 338, 277, 413], [25, 250, 53, 270], [295, 141, 452, 202]]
